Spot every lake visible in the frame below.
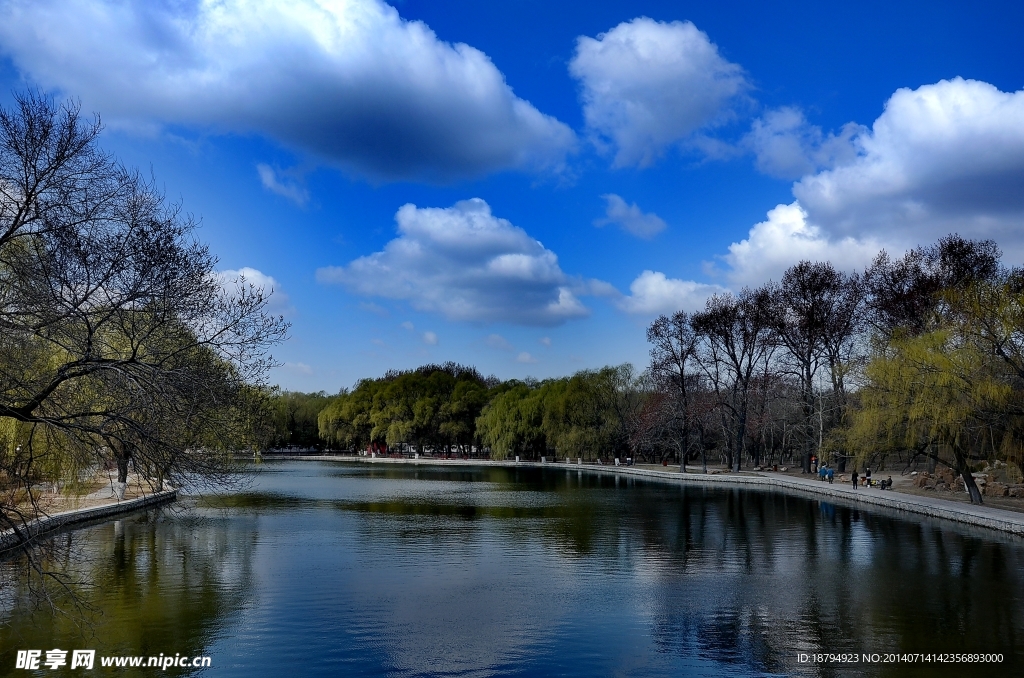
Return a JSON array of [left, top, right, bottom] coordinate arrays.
[[2, 460, 1023, 676]]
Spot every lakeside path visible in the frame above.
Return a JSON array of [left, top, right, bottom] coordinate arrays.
[[0, 489, 177, 553], [267, 455, 1024, 538]]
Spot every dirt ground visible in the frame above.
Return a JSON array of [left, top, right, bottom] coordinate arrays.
[[17, 472, 163, 521]]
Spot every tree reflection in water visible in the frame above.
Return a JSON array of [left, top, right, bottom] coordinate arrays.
[[0, 507, 256, 675], [1, 463, 1022, 677]]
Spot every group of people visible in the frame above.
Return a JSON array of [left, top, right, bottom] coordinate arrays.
[[851, 467, 893, 490], [813, 457, 894, 490], [816, 460, 835, 484]]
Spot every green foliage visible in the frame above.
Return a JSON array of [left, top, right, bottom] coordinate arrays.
[[849, 329, 1015, 460], [476, 382, 547, 460], [846, 273, 1024, 502], [317, 363, 644, 461], [265, 390, 332, 449], [319, 364, 491, 454], [541, 366, 639, 461]]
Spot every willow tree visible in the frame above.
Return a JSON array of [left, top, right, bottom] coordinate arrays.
[[848, 328, 1019, 504], [476, 382, 546, 460], [0, 92, 288, 548], [318, 364, 491, 455]]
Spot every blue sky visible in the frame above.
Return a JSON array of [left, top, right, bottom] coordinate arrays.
[[0, 0, 1021, 392]]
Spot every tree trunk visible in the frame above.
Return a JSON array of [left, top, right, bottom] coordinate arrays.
[[949, 448, 983, 504], [732, 413, 744, 473], [116, 451, 130, 484], [961, 468, 983, 504]]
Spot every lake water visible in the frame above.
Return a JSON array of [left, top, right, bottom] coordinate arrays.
[[2, 461, 1023, 677]]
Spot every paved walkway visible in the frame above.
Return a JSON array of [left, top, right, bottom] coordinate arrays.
[[272, 455, 1024, 537], [602, 465, 1024, 536], [0, 490, 178, 552]]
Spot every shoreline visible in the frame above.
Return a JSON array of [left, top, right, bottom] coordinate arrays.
[[8, 455, 1022, 549], [0, 489, 178, 553], [264, 454, 1024, 538]]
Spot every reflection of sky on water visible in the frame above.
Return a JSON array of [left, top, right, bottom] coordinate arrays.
[[207, 463, 1024, 676], [4, 461, 1024, 677]]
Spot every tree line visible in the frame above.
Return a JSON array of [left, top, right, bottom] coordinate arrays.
[[308, 235, 1024, 505], [314, 362, 645, 462], [641, 235, 1023, 504]]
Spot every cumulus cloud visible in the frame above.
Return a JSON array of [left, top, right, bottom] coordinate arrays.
[[744, 107, 863, 179], [257, 164, 309, 205], [217, 266, 293, 316], [569, 17, 747, 167], [720, 203, 883, 287], [712, 78, 1024, 284], [595, 194, 667, 238], [0, 0, 575, 180], [539, 337, 551, 347], [615, 270, 726, 316], [793, 78, 1024, 253], [590, 77, 1024, 320], [516, 352, 537, 364], [317, 199, 591, 325], [422, 331, 438, 346]]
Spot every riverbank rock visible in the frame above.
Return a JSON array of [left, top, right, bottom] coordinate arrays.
[[913, 472, 935, 488], [983, 482, 1009, 497], [911, 470, 962, 492]]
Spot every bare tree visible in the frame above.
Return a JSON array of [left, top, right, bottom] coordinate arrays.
[[771, 262, 865, 472], [692, 288, 777, 472], [647, 311, 701, 470], [0, 92, 288, 555]]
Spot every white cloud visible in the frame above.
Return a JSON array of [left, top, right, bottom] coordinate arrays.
[[283, 361, 313, 375], [422, 331, 438, 346], [615, 270, 726, 316], [486, 334, 514, 351], [714, 78, 1024, 286], [539, 337, 551, 347], [317, 198, 591, 325], [217, 266, 293, 316], [720, 203, 882, 287], [569, 17, 747, 167], [0, 0, 575, 180], [516, 352, 537, 364], [595, 194, 666, 239], [401, 321, 415, 331], [257, 163, 309, 205], [794, 78, 1024, 252], [744, 107, 863, 179]]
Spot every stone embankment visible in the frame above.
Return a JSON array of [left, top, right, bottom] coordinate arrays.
[[0, 490, 177, 553], [271, 454, 1024, 537]]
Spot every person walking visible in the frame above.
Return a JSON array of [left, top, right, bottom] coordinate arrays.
[[827, 468, 834, 484], [851, 469, 859, 489], [865, 467, 872, 487]]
